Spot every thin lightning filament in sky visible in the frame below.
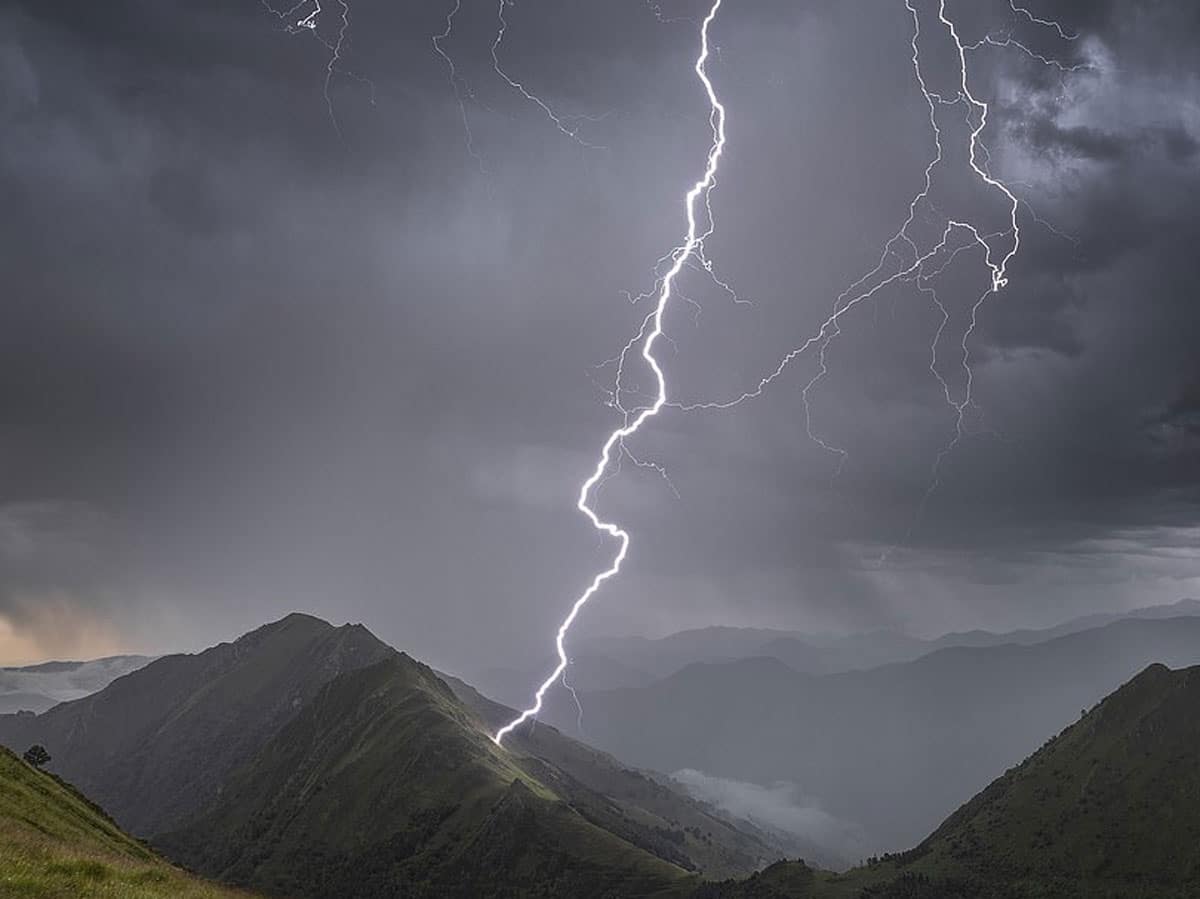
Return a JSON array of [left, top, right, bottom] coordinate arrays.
[[493, 0, 726, 745], [675, 1, 1014, 416], [673, 0, 1077, 546], [432, 0, 488, 176], [490, 0, 606, 150], [914, 0, 1080, 530], [434, 0, 615, 173], [260, 0, 372, 136]]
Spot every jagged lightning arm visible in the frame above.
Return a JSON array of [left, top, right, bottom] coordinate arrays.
[[494, 0, 727, 745]]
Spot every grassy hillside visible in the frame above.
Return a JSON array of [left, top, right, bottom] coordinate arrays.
[[0, 746, 254, 899], [698, 663, 1200, 898], [160, 655, 696, 899]]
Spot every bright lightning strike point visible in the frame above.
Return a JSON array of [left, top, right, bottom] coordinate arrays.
[[494, 0, 727, 746]]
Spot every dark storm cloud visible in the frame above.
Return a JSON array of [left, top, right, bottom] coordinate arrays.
[[1017, 119, 1129, 162], [1007, 113, 1199, 167], [0, 0, 1197, 667], [1159, 125, 1199, 162]]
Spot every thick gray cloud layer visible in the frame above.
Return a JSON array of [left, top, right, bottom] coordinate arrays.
[[0, 0, 1196, 670]]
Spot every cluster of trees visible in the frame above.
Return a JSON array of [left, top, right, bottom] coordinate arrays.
[[22, 745, 50, 768]]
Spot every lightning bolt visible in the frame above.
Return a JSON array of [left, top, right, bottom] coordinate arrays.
[[911, 0, 1082, 541], [905, 0, 1025, 520], [255, 0, 1078, 741], [672, 0, 1079, 553], [494, 0, 727, 745]]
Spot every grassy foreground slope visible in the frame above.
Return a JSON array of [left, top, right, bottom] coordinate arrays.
[[699, 663, 1200, 899], [161, 655, 694, 899], [0, 747, 254, 899]]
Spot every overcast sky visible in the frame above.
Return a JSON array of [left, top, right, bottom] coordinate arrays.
[[0, 0, 1196, 673]]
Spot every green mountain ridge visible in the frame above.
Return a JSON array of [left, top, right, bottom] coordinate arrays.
[[441, 672, 799, 874], [157, 654, 692, 898]]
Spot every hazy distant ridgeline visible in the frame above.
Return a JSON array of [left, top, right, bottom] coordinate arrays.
[[470, 599, 1200, 708], [538, 613, 1200, 854], [0, 654, 155, 714]]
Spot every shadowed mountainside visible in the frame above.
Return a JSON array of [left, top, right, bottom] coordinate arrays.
[[0, 613, 395, 836]]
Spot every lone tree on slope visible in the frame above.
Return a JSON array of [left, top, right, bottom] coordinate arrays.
[[23, 745, 51, 769]]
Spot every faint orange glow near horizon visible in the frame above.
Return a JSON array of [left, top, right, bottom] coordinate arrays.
[[0, 595, 126, 665]]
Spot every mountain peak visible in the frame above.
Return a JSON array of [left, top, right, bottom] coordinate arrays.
[[0, 613, 396, 837], [242, 611, 333, 639], [916, 661, 1200, 889], [712, 663, 1200, 897]]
